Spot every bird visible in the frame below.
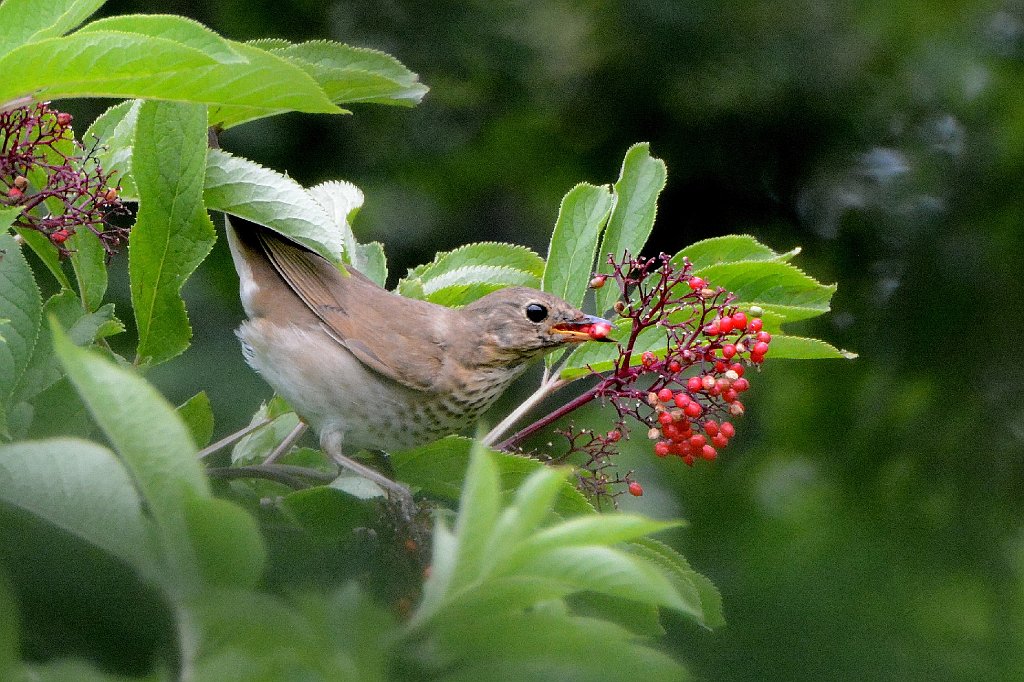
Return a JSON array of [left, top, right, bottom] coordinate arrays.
[[223, 218, 612, 502]]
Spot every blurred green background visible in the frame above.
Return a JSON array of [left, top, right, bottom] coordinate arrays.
[[57, 0, 1024, 678]]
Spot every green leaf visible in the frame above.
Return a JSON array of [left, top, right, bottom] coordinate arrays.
[[567, 591, 666, 637], [0, 567, 17, 679], [354, 242, 388, 287], [76, 14, 245, 64], [398, 242, 544, 306], [177, 391, 214, 448], [307, 180, 364, 266], [130, 100, 216, 365], [629, 537, 724, 629], [0, 438, 158, 583], [10, 290, 88, 410], [448, 442, 502, 592], [184, 495, 265, 588], [0, 233, 42, 436], [541, 182, 613, 311], [765, 334, 857, 360], [13, 227, 70, 290], [280, 486, 374, 541], [482, 466, 571, 570], [673, 234, 800, 270], [391, 435, 593, 516], [513, 515, 682, 560], [595, 143, 667, 314], [67, 227, 107, 312], [0, 0, 105, 52], [83, 100, 141, 200], [0, 31, 340, 119], [505, 545, 699, 617], [204, 149, 340, 262], [52, 320, 210, 591], [691, 260, 836, 318], [267, 40, 428, 107]]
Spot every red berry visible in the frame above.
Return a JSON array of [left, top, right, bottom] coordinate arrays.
[[730, 362, 745, 377], [641, 351, 657, 367], [756, 331, 772, 344], [683, 454, 695, 467], [589, 274, 607, 288], [657, 411, 673, 426], [753, 341, 770, 356], [50, 229, 70, 244], [723, 388, 738, 403], [704, 420, 719, 437], [628, 481, 644, 496], [720, 421, 736, 438], [673, 392, 691, 408], [730, 401, 746, 416], [688, 434, 706, 450], [56, 112, 72, 126], [711, 433, 729, 448], [718, 316, 734, 333], [722, 344, 737, 359], [733, 377, 750, 392], [668, 360, 682, 373], [7, 187, 22, 199], [731, 312, 747, 330], [714, 360, 727, 373], [701, 445, 718, 460], [607, 429, 622, 442], [657, 388, 674, 402], [654, 441, 670, 458], [588, 322, 612, 340], [749, 318, 763, 332], [688, 276, 706, 290], [704, 322, 720, 336], [684, 401, 703, 418], [687, 376, 702, 392], [701, 374, 716, 390]]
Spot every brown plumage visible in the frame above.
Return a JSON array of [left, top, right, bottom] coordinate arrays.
[[226, 220, 610, 461]]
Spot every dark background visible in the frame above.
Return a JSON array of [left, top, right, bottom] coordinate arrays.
[[59, 0, 1024, 678]]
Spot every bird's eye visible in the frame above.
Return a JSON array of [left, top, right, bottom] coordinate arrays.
[[525, 303, 548, 322]]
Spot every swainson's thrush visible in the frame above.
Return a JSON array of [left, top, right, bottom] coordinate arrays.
[[225, 220, 610, 495]]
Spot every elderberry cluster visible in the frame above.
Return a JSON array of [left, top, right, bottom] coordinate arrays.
[[1, 102, 127, 258], [551, 252, 773, 502]]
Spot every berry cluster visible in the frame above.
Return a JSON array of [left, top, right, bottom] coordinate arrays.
[[1, 102, 128, 258], [504, 251, 774, 504]]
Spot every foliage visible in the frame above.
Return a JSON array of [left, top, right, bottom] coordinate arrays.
[[0, 0, 848, 679]]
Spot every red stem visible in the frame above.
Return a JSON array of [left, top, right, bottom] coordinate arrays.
[[496, 383, 603, 451]]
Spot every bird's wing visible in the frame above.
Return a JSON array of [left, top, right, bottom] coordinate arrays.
[[254, 227, 449, 393]]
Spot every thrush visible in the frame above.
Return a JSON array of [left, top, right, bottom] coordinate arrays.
[[224, 219, 610, 497]]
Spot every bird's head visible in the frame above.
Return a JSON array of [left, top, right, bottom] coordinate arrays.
[[460, 287, 614, 365]]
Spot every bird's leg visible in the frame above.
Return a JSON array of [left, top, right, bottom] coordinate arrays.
[[321, 431, 416, 520], [263, 422, 309, 465]]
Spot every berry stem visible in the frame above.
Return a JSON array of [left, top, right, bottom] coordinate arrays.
[[495, 382, 602, 451]]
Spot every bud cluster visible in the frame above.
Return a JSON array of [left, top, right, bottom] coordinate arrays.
[[1, 102, 128, 258]]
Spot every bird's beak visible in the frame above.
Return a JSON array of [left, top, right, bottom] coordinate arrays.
[[550, 314, 616, 343]]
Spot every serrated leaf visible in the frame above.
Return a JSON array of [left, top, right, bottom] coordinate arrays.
[[765, 334, 857, 360], [399, 242, 545, 303], [204, 149, 341, 262], [482, 466, 571, 572], [76, 15, 246, 64], [422, 265, 540, 307], [595, 143, 667, 314], [83, 100, 141, 200], [130, 100, 216, 365], [0, 233, 41, 435], [672, 234, 800, 270], [512, 515, 682, 562], [0, 0, 105, 51], [0, 32, 339, 119], [12, 290, 85, 408], [448, 442, 502, 591], [567, 591, 666, 637], [692, 260, 836, 313], [354, 242, 388, 287], [0, 438, 160, 583], [268, 40, 428, 107], [542, 182, 613, 312], [13, 226, 70, 289], [307, 180, 364, 264], [67, 227, 107, 312], [177, 391, 214, 448], [629, 537, 724, 629]]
